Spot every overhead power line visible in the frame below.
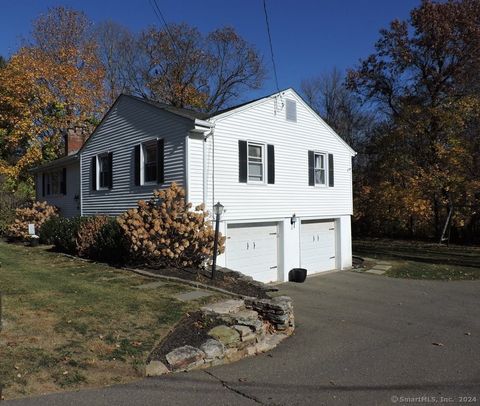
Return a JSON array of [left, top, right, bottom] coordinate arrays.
[[149, 0, 179, 55], [263, 0, 280, 93]]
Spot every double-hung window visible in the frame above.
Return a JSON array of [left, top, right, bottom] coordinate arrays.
[[47, 171, 61, 195], [142, 140, 157, 184], [314, 152, 327, 186], [248, 143, 264, 182], [98, 154, 111, 189]]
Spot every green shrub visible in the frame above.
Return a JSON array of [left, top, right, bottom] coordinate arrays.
[[95, 218, 129, 263], [40, 216, 86, 254], [41, 215, 129, 263]]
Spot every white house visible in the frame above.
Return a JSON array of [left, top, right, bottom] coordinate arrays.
[[32, 88, 356, 283]]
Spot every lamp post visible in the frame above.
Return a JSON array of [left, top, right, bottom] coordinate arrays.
[[211, 201, 224, 280]]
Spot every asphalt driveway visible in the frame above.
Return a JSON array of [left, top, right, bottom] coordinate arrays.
[[7, 271, 480, 405]]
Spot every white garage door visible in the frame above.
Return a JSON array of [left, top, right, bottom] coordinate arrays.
[[300, 219, 336, 274], [226, 222, 278, 283]]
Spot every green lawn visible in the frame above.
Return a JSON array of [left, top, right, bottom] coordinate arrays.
[[353, 238, 480, 280], [386, 260, 480, 280], [0, 241, 221, 400]]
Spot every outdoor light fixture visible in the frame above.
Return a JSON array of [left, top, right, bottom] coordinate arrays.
[[291, 213, 297, 226], [213, 201, 224, 217], [211, 202, 224, 280]]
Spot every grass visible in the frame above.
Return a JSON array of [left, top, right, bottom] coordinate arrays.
[[353, 238, 480, 267], [353, 238, 480, 280], [386, 260, 480, 280], [0, 241, 222, 400]]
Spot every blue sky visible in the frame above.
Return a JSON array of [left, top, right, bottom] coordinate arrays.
[[0, 0, 420, 100]]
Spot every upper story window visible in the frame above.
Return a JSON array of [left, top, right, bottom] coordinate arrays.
[[142, 140, 158, 184], [248, 142, 264, 182], [285, 99, 297, 122], [98, 153, 112, 189], [314, 152, 327, 186]]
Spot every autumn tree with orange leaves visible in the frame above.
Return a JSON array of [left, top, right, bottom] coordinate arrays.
[[0, 7, 106, 189], [348, 0, 480, 242]]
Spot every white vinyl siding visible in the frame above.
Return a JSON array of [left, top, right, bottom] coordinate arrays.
[[188, 89, 354, 221], [81, 96, 188, 216]]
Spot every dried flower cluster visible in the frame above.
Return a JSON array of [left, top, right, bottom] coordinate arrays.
[[118, 183, 224, 268], [7, 201, 58, 240], [76, 215, 109, 258]]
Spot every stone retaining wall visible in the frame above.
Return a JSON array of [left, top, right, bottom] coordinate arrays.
[[146, 296, 294, 376]]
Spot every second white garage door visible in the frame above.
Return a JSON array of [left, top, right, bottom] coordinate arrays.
[[300, 219, 336, 274], [226, 222, 278, 283]]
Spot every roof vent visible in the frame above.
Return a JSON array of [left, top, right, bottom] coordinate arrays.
[[285, 99, 297, 122]]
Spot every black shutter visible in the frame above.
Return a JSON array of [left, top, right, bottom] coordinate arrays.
[[61, 168, 67, 195], [328, 153, 334, 187], [308, 150, 315, 186], [42, 173, 45, 197], [108, 152, 113, 189], [267, 144, 275, 184], [91, 156, 97, 191], [157, 139, 164, 184], [238, 140, 247, 183], [134, 145, 141, 186]]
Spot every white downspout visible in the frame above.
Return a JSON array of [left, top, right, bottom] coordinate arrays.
[[203, 128, 214, 208]]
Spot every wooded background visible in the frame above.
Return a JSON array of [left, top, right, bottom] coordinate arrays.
[[1, 0, 479, 243]]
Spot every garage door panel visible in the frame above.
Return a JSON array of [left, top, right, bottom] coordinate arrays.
[[226, 223, 278, 283], [301, 220, 336, 274]]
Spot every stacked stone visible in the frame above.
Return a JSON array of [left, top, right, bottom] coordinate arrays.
[[244, 296, 294, 332], [145, 296, 295, 376]]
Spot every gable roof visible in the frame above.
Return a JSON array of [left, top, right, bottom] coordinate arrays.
[[31, 89, 356, 173], [209, 88, 356, 156], [123, 95, 209, 121]]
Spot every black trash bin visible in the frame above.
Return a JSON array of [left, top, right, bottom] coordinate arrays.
[[289, 268, 307, 283]]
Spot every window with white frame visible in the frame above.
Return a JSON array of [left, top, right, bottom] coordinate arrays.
[[142, 140, 157, 184], [248, 142, 264, 182], [314, 152, 327, 186], [98, 154, 111, 189]]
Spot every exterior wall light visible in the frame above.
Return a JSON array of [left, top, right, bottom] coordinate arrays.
[[291, 213, 297, 226]]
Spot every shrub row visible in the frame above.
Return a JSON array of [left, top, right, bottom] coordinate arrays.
[[40, 216, 128, 263], [9, 183, 224, 268]]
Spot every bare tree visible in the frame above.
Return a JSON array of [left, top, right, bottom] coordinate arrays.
[[94, 21, 142, 104], [301, 68, 373, 149], [136, 24, 265, 113]]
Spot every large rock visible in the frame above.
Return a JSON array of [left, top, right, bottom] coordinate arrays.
[[233, 325, 255, 342], [200, 339, 225, 359], [208, 325, 240, 346], [255, 334, 288, 354], [145, 360, 169, 376], [201, 299, 244, 316], [165, 346, 205, 370]]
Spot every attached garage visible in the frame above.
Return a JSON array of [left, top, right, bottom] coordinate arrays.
[[226, 222, 279, 283], [300, 219, 336, 274]]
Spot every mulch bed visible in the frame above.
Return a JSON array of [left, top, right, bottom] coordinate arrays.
[[147, 311, 223, 364], [144, 266, 272, 299]]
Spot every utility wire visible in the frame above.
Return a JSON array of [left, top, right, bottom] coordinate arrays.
[[263, 0, 280, 93], [149, 0, 179, 55]]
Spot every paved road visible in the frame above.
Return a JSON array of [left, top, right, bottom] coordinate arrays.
[[8, 271, 480, 406]]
